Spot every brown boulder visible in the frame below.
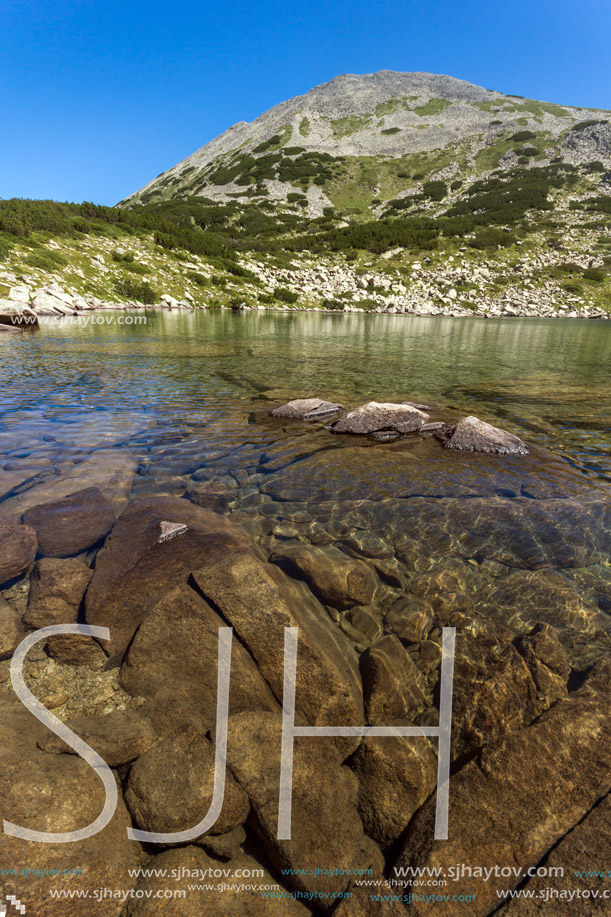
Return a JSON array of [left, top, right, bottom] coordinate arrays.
[[24, 557, 93, 629], [198, 824, 246, 860], [0, 696, 138, 917], [36, 709, 155, 766], [0, 596, 24, 659], [384, 595, 434, 643], [271, 542, 379, 610], [451, 634, 542, 761], [515, 622, 570, 709], [22, 486, 115, 557], [0, 520, 37, 585], [46, 633, 108, 667], [85, 496, 254, 661], [351, 736, 438, 848], [125, 847, 309, 916], [362, 635, 429, 724], [121, 584, 278, 734], [226, 712, 364, 904], [191, 552, 363, 744], [125, 725, 249, 837], [394, 678, 611, 915]]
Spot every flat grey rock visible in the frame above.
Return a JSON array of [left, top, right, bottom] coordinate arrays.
[[436, 415, 529, 455], [331, 401, 429, 435], [270, 397, 343, 419]]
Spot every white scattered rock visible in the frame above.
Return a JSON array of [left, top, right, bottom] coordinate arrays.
[[160, 293, 180, 309], [8, 285, 30, 304], [156, 521, 188, 544], [31, 291, 74, 315]]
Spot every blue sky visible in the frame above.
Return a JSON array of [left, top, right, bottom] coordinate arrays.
[[1, 0, 610, 205]]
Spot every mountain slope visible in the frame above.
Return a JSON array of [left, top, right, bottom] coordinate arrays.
[[122, 70, 611, 215], [2, 72, 610, 322]]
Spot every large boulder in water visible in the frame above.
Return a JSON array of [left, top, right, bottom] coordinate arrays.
[[331, 401, 429, 435], [0, 520, 37, 585], [0, 696, 138, 917], [270, 542, 380, 610], [22, 486, 115, 557], [393, 666, 611, 915], [0, 450, 137, 523], [225, 712, 365, 905], [124, 724, 250, 837], [436, 415, 529, 455], [85, 496, 254, 662], [120, 584, 279, 734], [191, 550, 364, 748], [269, 397, 344, 420], [24, 557, 93, 630]]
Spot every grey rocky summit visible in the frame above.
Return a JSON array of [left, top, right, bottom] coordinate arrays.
[[124, 70, 611, 210]]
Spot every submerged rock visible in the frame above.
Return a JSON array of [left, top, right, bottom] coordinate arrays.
[[225, 712, 364, 904], [125, 847, 309, 916], [384, 596, 434, 643], [0, 520, 37, 585], [0, 597, 24, 659], [269, 397, 343, 419], [121, 584, 278, 734], [436, 415, 529, 455], [476, 568, 611, 668], [362, 635, 429, 724], [351, 736, 438, 848], [331, 401, 429, 435], [450, 634, 543, 761], [186, 480, 235, 513], [199, 824, 246, 860], [0, 696, 138, 916], [85, 496, 253, 661], [191, 551, 363, 745], [125, 724, 249, 837], [271, 542, 379, 610], [37, 709, 155, 767], [0, 450, 137, 523], [24, 558, 93, 630], [22, 486, 115, 557], [515, 622, 571, 710], [394, 672, 611, 915], [46, 632, 108, 667]]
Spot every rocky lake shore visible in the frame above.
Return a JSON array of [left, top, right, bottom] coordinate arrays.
[[1, 275, 609, 328]]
